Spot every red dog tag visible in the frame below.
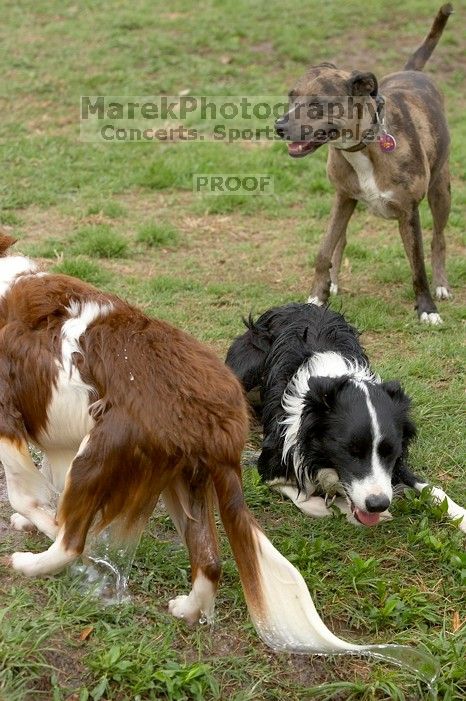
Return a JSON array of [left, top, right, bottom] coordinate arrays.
[[378, 132, 396, 152]]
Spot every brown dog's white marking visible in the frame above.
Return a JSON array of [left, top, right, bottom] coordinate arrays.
[[0, 236, 439, 674]]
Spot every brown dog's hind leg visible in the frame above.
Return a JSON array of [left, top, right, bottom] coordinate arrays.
[[0, 437, 58, 541], [428, 163, 451, 300], [309, 193, 356, 304], [398, 207, 442, 324], [10, 410, 168, 578], [166, 468, 221, 625]]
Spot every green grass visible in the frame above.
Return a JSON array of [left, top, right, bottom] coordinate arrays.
[[85, 201, 128, 219], [136, 222, 180, 248], [52, 258, 113, 285], [0, 0, 465, 700], [72, 225, 128, 259]]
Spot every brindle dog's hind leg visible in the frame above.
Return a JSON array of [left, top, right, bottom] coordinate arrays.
[[428, 162, 451, 300], [398, 207, 442, 324], [329, 232, 348, 295], [309, 193, 357, 305]]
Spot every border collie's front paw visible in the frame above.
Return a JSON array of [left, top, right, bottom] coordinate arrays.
[[168, 594, 201, 625], [11, 513, 36, 532]]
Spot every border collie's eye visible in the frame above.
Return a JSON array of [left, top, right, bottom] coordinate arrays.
[[378, 440, 393, 458], [348, 443, 367, 460]]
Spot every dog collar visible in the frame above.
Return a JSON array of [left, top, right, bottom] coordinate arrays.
[[341, 94, 391, 153]]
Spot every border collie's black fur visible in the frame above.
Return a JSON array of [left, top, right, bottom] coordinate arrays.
[[227, 303, 466, 530]]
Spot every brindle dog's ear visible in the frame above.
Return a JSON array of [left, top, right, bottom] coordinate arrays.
[[317, 62, 337, 69], [348, 71, 378, 97]]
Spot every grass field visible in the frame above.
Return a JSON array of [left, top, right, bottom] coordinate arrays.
[[1, 1, 465, 699]]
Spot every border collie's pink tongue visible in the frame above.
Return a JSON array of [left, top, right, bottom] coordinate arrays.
[[354, 509, 381, 527]]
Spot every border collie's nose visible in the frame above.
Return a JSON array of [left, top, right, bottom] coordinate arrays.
[[275, 115, 288, 139], [365, 494, 390, 513]]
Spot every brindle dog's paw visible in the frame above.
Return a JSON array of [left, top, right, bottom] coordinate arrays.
[[420, 312, 443, 325], [435, 286, 451, 300], [307, 295, 324, 306]]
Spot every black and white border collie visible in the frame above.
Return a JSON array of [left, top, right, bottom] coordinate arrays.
[[227, 302, 465, 531]]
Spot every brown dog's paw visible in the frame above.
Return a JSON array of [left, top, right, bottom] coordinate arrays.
[[10, 513, 36, 532]]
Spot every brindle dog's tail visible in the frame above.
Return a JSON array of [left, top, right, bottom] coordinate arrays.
[[404, 3, 453, 71]]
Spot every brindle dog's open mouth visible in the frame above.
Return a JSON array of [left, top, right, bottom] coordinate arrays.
[[287, 141, 325, 158]]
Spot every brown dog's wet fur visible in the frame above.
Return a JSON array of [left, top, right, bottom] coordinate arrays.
[[277, 4, 453, 323]]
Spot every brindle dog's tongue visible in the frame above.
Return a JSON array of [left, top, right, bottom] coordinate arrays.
[[287, 141, 319, 157], [354, 509, 381, 527]]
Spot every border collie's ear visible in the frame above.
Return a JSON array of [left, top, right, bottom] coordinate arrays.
[[0, 234, 17, 257], [382, 380, 410, 407], [348, 71, 378, 97], [226, 313, 275, 392], [382, 380, 417, 444], [306, 376, 347, 411]]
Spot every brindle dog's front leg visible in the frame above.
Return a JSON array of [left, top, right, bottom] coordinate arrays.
[[308, 193, 356, 305], [398, 208, 442, 324]]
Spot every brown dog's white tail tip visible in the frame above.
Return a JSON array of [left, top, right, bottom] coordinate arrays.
[[213, 464, 439, 687], [248, 528, 439, 685]]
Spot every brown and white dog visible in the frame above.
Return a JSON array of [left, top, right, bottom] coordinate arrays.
[[275, 4, 453, 324], [1, 234, 433, 668]]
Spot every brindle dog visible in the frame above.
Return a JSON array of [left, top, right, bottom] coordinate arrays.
[[275, 4, 453, 324]]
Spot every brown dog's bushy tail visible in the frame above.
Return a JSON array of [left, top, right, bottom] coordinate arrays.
[[404, 4, 453, 71]]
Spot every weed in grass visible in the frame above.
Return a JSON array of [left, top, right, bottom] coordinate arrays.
[[345, 241, 372, 262], [148, 275, 202, 295], [72, 225, 128, 258], [0, 210, 21, 226], [138, 160, 179, 190], [52, 257, 112, 285], [86, 642, 219, 701], [24, 237, 65, 259], [0, 593, 58, 701], [136, 222, 180, 248], [305, 678, 411, 701], [86, 201, 128, 219]]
